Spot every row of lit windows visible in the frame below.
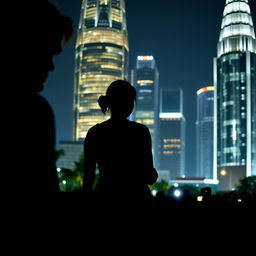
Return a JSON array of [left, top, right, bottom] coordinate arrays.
[[83, 51, 123, 57], [224, 2, 250, 17], [135, 111, 154, 118], [83, 47, 124, 55], [100, 0, 108, 5], [85, 7, 97, 19], [136, 119, 154, 125], [80, 79, 116, 87], [162, 151, 181, 155], [223, 147, 244, 154], [160, 118, 182, 121], [221, 12, 253, 29], [222, 72, 244, 82], [83, 53, 124, 62], [78, 102, 99, 110], [220, 24, 255, 40], [137, 80, 154, 86], [162, 144, 181, 149], [163, 139, 181, 143], [82, 62, 122, 71], [82, 88, 107, 94], [112, 8, 122, 23], [81, 72, 121, 79], [100, 64, 122, 70], [76, 29, 128, 50]]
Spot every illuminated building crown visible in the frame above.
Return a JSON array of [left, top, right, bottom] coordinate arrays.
[[218, 0, 256, 57]]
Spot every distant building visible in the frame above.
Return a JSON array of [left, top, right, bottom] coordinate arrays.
[[156, 88, 186, 180], [196, 86, 214, 179], [157, 170, 170, 183], [59, 0, 129, 168], [73, 0, 129, 140], [213, 0, 256, 190], [132, 55, 159, 156], [57, 141, 83, 170]]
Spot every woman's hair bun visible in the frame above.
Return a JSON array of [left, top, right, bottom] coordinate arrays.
[[98, 95, 109, 114]]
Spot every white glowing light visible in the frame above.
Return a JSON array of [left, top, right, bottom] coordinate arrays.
[[151, 189, 157, 197], [174, 183, 179, 188], [174, 189, 182, 198], [159, 113, 183, 119], [197, 196, 203, 202]]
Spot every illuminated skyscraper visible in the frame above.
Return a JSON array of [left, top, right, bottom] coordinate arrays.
[[73, 0, 129, 140], [132, 56, 159, 151], [196, 86, 214, 179], [156, 88, 185, 180], [213, 0, 256, 190]]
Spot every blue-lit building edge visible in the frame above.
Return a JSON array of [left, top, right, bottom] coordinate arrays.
[[134, 66, 158, 135], [196, 91, 214, 179], [252, 53, 256, 174]]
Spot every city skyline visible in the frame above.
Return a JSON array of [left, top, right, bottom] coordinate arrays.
[[43, 0, 256, 176]]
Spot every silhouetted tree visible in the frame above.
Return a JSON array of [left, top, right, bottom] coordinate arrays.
[[150, 180, 170, 195], [236, 176, 256, 196], [58, 154, 84, 192]]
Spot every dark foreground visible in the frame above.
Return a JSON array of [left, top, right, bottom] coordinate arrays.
[[4, 191, 255, 255]]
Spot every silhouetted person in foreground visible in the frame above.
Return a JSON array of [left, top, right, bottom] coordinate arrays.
[[4, 0, 73, 242], [5, 1, 73, 194], [82, 80, 158, 241]]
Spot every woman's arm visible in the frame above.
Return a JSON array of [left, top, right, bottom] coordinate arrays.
[[83, 128, 97, 195], [142, 126, 158, 185]]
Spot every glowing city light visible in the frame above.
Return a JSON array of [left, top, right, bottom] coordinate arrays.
[[220, 169, 227, 176], [174, 189, 182, 198]]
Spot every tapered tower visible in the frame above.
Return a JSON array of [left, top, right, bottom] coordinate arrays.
[[214, 0, 256, 190], [73, 0, 129, 140]]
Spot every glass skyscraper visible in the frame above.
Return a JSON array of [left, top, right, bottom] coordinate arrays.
[[213, 0, 256, 190], [73, 0, 129, 140], [196, 86, 214, 179], [156, 88, 185, 180], [132, 56, 159, 152]]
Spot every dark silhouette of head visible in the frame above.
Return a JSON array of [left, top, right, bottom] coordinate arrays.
[[98, 80, 137, 119], [11, 0, 73, 93]]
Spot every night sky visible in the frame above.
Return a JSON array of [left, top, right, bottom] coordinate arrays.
[[43, 0, 256, 176]]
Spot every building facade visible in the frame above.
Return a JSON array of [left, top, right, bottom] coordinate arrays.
[[132, 56, 159, 153], [58, 141, 84, 170], [156, 88, 186, 180], [73, 0, 129, 140], [196, 86, 214, 179], [214, 0, 256, 190]]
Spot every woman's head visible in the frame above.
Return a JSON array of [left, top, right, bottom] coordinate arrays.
[[98, 80, 136, 118]]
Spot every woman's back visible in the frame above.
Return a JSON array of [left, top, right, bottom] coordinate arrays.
[[85, 118, 157, 200], [83, 80, 158, 203]]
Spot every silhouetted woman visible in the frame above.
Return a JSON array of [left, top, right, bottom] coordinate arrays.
[[83, 80, 158, 206]]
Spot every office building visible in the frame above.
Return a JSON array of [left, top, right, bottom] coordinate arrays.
[[58, 0, 129, 170], [156, 88, 186, 180], [213, 0, 256, 190], [132, 56, 159, 152], [196, 86, 214, 179], [73, 0, 129, 140]]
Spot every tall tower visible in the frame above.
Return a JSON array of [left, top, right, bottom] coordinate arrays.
[[73, 0, 129, 140], [196, 86, 214, 179], [214, 0, 256, 190], [156, 88, 186, 180], [132, 56, 159, 152]]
